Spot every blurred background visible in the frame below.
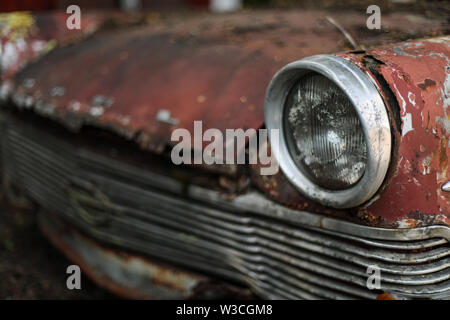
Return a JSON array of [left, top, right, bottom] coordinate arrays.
[[0, 0, 448, 15]]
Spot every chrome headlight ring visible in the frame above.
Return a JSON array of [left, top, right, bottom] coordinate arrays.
[[264, 54, 391, 209]]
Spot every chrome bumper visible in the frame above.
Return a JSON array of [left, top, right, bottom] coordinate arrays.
[[1, 113, 449, 299]]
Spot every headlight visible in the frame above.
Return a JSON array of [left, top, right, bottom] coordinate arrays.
[[285, 73, 367, 190], [265, 55, 391, 208]]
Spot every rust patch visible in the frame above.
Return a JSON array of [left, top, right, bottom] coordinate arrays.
[[2, 10, 446, 158], [38, 211, 248, 299], [407, 210, 437, 226], [356, 37, 450, 226], [2, 11, 449, 229], [438, 137, 448, 176], [418, 79, 437, 90], [377, 293, 397, 300]]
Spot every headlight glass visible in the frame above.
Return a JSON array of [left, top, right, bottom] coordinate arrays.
[[284, 73, 367, 190]]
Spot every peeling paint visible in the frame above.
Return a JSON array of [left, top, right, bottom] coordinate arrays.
[[402, 113, 414, 136], [435, 72, 450, 134], [357, 37, 450, 226]]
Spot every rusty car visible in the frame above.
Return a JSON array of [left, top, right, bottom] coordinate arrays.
[[0, 7, 449, 299]]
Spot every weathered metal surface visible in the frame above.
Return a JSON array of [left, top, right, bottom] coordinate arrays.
[[1, 10, 445, 156], [443, 181, 450, 192], [376, 292, 397, 300], [249, 164, 348, 220], [1, 10, 448, 229], [252, 37, 450, 228], [332, 38, 450, 227], [38, 211, 250, 300], [1, 9, 449, 300], [358, 37, 450, 228]]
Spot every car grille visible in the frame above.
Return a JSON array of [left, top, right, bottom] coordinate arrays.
[[1, 113, 450, 299]]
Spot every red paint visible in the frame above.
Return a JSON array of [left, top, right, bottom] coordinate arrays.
[[361, 38, 450, 227]]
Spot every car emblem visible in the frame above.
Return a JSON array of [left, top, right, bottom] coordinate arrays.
[[68, 177, 113, 226]]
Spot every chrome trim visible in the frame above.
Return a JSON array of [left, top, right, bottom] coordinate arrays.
[[190, 187, 450, 243], [38, 213, 214, 300], [264, 54, 392, 208]]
